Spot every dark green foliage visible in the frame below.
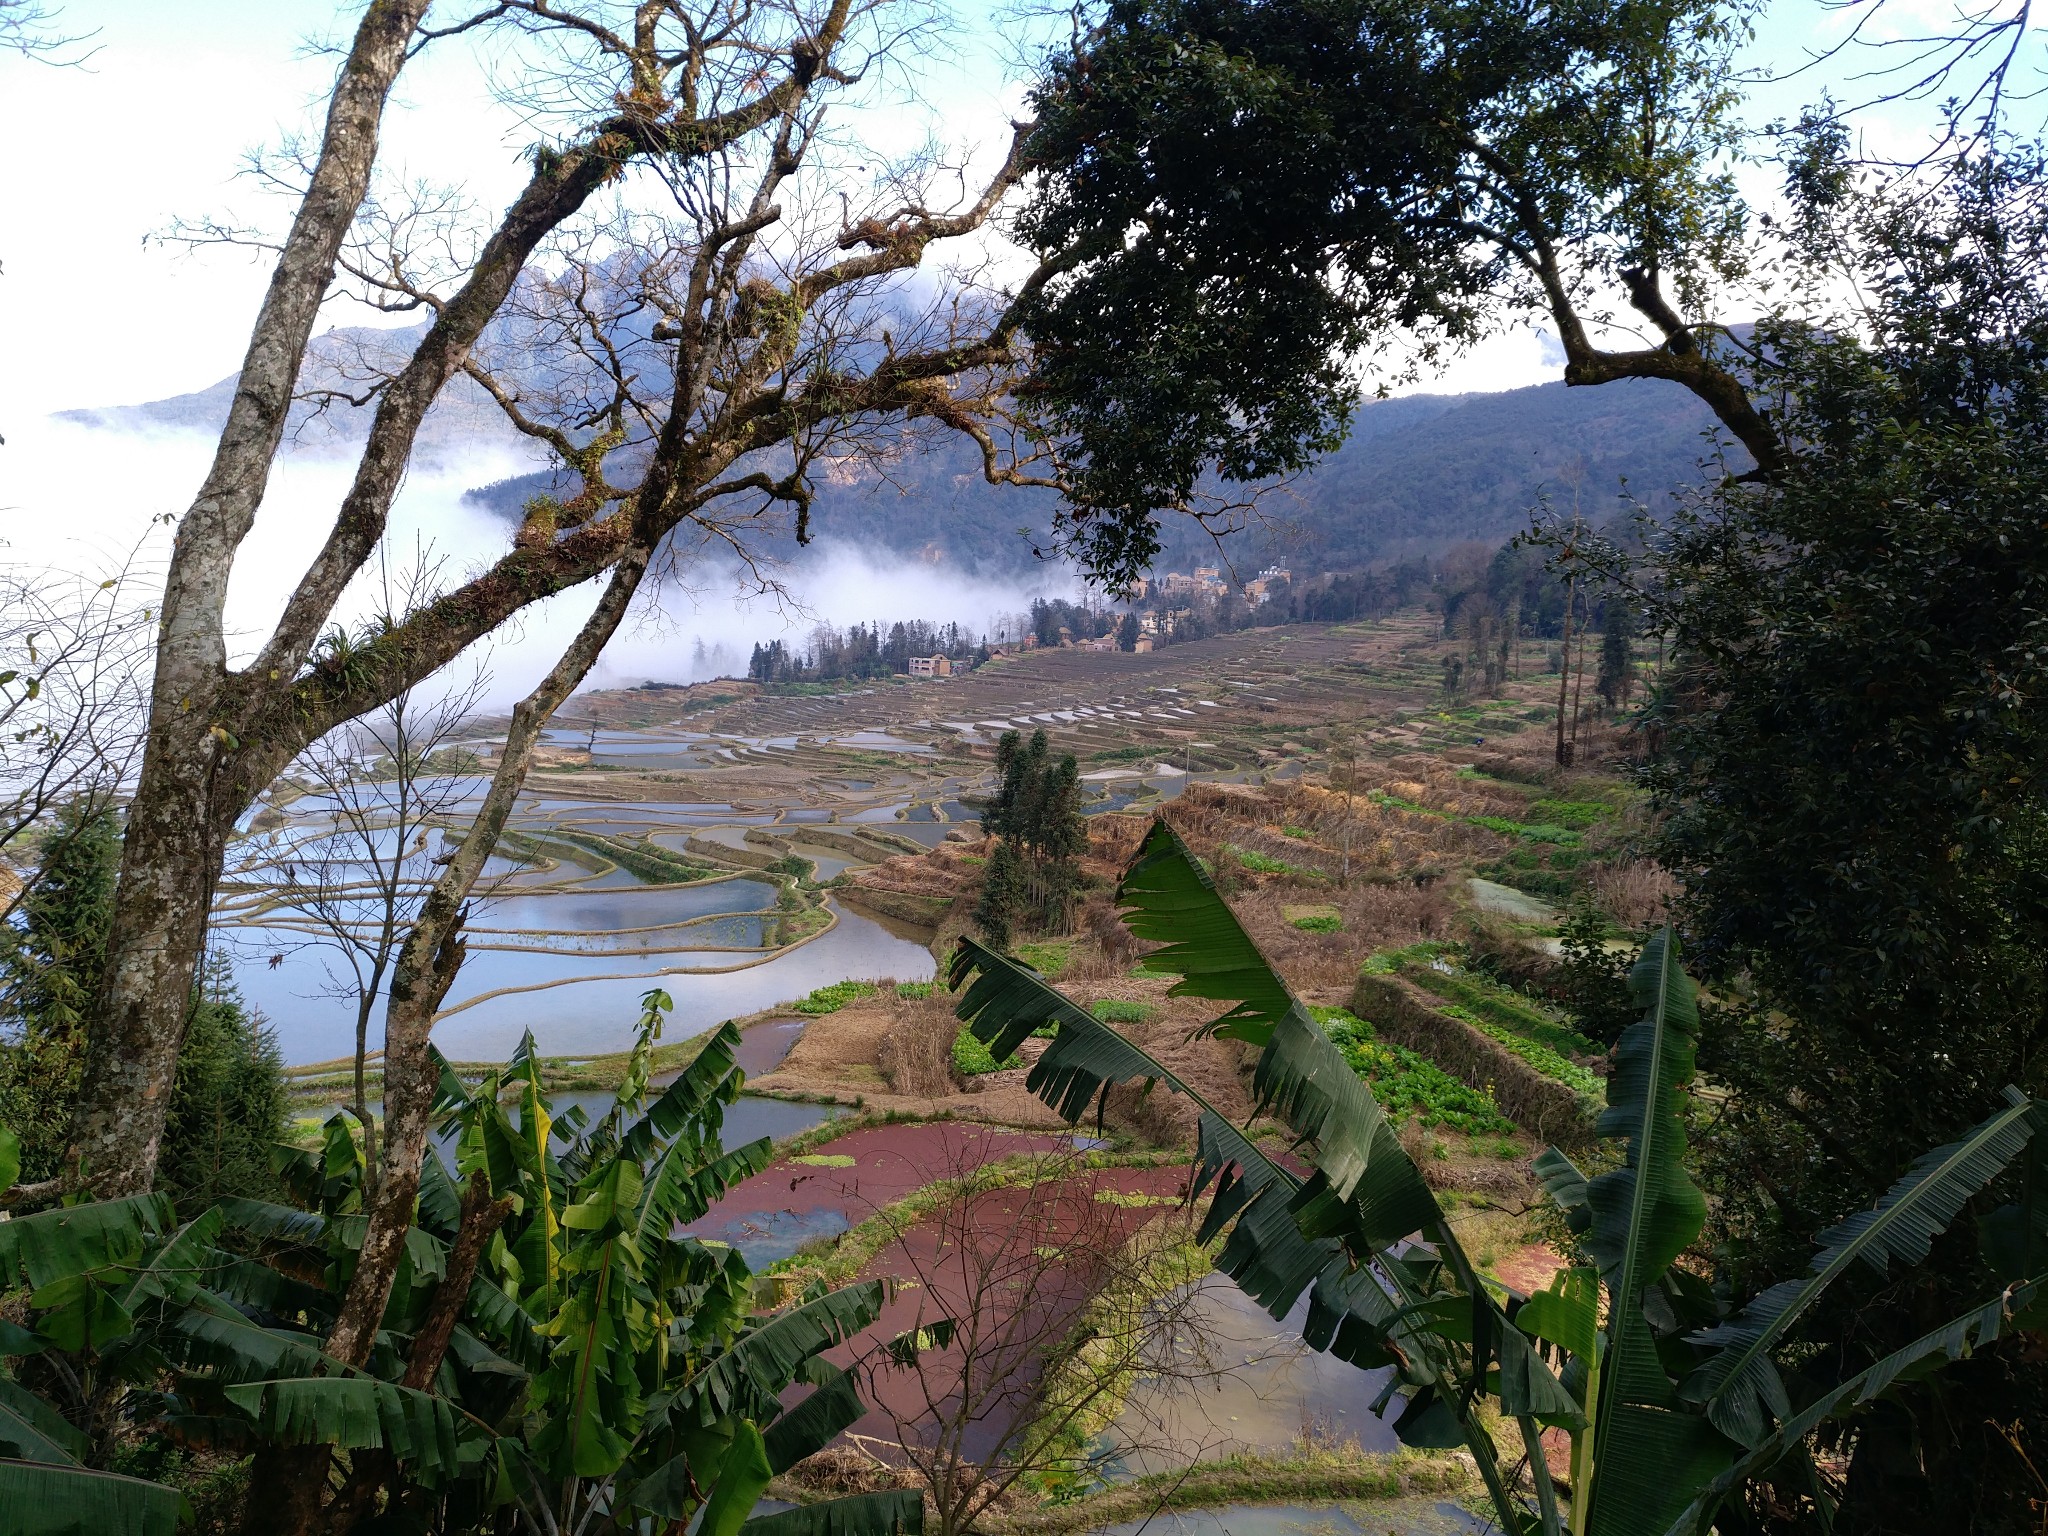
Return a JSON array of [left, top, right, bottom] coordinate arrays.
[[1013, 0, 1744, 583], [949, 1027, 1021, 1076], [1552, 895, 1638, 1047], [0, 801, 117, 1182], [1596, 606, 1636, 711], [0, 994, 914, 1536], [975, 730, 1085, 943], [1632, 137, 2048, 1523], [1314, 1006, 1514, 1134], [950, 821, 2048, 1536], [0, 803, 288, 1204], [158, 959, 288, 1212], [971, 839, 1024, 951]]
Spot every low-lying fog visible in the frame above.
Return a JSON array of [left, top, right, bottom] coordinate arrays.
[[2, 417, 1088, 709]]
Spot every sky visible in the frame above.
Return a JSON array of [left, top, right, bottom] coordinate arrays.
[[0, 0, 2035, 704]]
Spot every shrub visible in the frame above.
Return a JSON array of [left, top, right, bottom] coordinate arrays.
[[1309, 1006, 1514, 1135], [1090, 998, 1156, 1024], [160, 963, 289, 1211], [951, 1027, 1022, 1075], [1400, 963, 1602, 1058], [795, 979, 879, 1015], [1224, 843, 1320, 879]]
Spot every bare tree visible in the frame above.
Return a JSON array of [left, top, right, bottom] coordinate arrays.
[[850, 1148, 1226, 1536], [0, 556, 151, 907], [0, 0, 95, 65], [71, 0, 1064, 1206], [1325, 723, 1359, 888], [230, 567, 491, 1195]]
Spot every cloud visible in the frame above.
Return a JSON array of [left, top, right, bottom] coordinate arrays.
[[2, 417, 1085, 715]]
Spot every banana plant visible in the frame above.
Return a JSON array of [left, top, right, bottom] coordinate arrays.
[[0, 990, 923, 1536], [950, 816, 2048, 1536]]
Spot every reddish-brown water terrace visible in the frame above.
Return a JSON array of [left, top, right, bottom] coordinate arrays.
[[683, 1121, 1085, 1264], [687, 1120, 1399, 1475]]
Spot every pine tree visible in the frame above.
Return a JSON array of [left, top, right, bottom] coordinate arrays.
[[978, 729, 1086, 936], [1, 803, 289, 1197], [973, 839, 1025, 950], [0, 800, 118, 1181], [1595, 601, 1636, 711], [160, 955, 289, 1211]]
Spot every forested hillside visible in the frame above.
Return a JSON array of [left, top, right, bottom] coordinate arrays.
[[67, 328, 1732, 576], [462, 374, 1733, 574]]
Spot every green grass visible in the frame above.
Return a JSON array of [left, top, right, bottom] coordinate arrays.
[[894, 981, 935, 1000], [951, 1027, 1023, 1075], [1401, 965, 1603, 1058], [1309, 1006, 1514, 1135], [1223, 843, 1323, 880], [1373, 792, 1582, 848], [550, 830, 720, 884], [1362, 940, 1451, 975], [1015, 940, 1071, 978], [1289, 913, 1343, 933], [791, 1153, 856, 1167], [1425, 1000, 1604, 1097], [1527, 797, 1614, 830], [793, 979, 879, 1015], [1090, 999, 1157, 1024]]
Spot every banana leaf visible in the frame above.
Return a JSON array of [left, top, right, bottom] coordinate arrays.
[[0, 1378, 86, 1464], [1116, 818, 1294, 1043], [1683, 1088, 2038, 1445], [685, 1281, 887, 1424], [0, 1195, 171, 1290], [1663, 1280, 2047, 1536], [224, 1376, 463, 1476], [1584, 928, 1722, 1536], [0, 1459, 185, 1536], [699, 1418, 774, 1536], [637, 1135, 773, 1245], [157, 1290, 329, 1382], [762, 1363, 867, 1473], [741, 1489, 925, 1536], [618, 1018, 748, 1167], [117, 1209, 225, 1309], [952, 813, 1574, 1526]]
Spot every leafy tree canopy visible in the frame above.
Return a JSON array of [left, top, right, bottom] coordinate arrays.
[[1016, 0, 1752, 584]]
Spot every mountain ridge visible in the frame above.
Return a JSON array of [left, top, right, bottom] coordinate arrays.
[[64, 333, 1738, 575]]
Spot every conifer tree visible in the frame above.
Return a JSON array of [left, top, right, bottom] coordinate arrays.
[[0, 799, 117, 1181]]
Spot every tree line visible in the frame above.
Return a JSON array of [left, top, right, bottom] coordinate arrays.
[[746, 619, 986, 685]]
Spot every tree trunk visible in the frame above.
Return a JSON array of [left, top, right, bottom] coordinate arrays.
[[69, 0, 429, 1198], [324, 547, 652, 1368], [1554, 577, 1576, 769], [403, 1172, 513, 1391]]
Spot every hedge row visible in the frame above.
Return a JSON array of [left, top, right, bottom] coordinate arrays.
[[1348, 973, 1597, 1149]]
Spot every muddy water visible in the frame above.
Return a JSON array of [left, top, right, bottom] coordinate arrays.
[[682, 1122, 1071, 1266], [237, 895, 932, 1064], [1096, 1504, 1484, 1536], [1106, 1275, 1399, 1471]]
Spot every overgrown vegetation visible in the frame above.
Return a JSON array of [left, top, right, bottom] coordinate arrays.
[[1311, 1005, 1515, 1135], [975, 730, 1087, 947], [0, 993, 918, 1536], [793, 980, 880, 1016]]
